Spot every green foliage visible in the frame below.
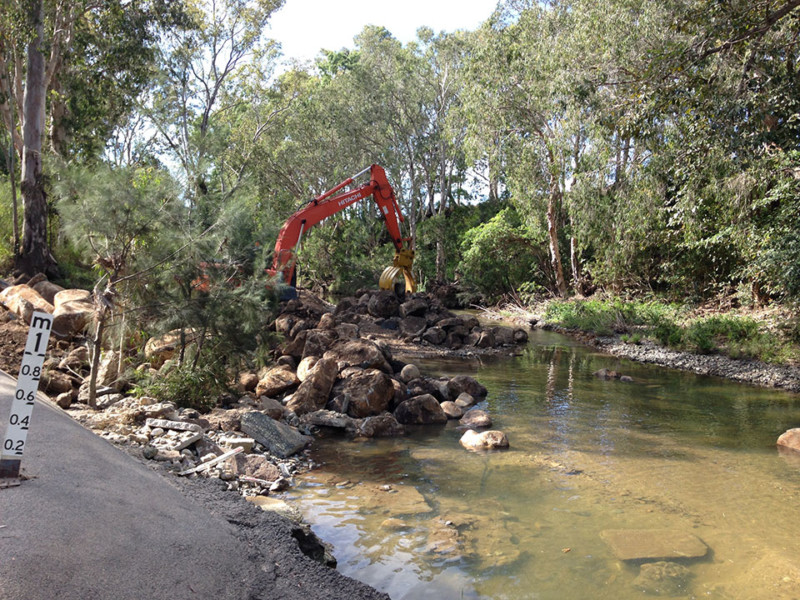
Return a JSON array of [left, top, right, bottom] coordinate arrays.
[[137, 361, 229, 412], [457, 206, 545, 301], [0, 179, 17, 268], [545, 298, 677, 336], [546, 297, 799, 364]]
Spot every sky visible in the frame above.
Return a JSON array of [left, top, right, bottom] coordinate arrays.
[[267, 0, 499, 63]]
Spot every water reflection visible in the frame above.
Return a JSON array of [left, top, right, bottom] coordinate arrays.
[[287, 330, 800, 599]]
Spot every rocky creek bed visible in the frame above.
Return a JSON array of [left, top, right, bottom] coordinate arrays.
[[3, 273, 800, 598], [0, 277, 531, 597]]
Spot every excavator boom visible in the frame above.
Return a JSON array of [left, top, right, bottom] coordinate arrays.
[[267, 165, 415, 293]]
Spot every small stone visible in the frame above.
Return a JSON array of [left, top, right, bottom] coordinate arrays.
[[459, 429, 509, 451], [220, 436, 255, 453], [455, 392, 476, 408], [381, 518, 412, 531], [55, 391, 73, 409], [777, 428, 800, 453], [142, 445, 158, 459], [440, 401, 463, 419], [460, 409, 492, 429], [399, 363, 421, 382]]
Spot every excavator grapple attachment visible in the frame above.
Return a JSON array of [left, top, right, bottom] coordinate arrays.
[[379, 248, 416, 293]]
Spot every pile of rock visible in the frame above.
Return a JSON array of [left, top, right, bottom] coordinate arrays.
[[0, 273, 95, 339], [299, 289, 530, 352], [42, 288, 516, 500]]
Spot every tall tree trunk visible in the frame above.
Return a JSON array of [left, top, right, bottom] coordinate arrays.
[[547, 183, 567, 296], [434, 155, 449, 282], [16, 0, 53, 276], [7, 140, 19, 255], [570, 235, 583, 295]]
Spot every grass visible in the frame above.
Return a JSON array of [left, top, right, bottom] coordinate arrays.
[[544, 297, 800, 365]]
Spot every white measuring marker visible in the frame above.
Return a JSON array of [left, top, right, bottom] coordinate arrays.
[[0, 311, 53, 483]]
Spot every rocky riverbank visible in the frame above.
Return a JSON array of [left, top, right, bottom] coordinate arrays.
[[0, 277, 526, 598], [481, 300, 800, 394]]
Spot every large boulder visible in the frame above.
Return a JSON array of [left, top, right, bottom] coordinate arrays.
[[0, 284, 54, 324], [52, 290, 94, 339], [96, 351, 122, 388], [633, 561, 692, 596], [239, 411, 312, 458], [32, 280, 65, 304], [422, 327, 446, 345], [407, 377, 448, 402], [255, 365, 299, 398], [394, 394, 447, 425], [144, 329, 198, 368], [302, 329, 337, 359], [286, 357, 338, 416], [459, 429, 509, 450], [358, 413, 405, 437], [440, 401, 463, 419], [340, 369, 394, 418], [41, 370, 74, 395], [281, 329, 308, 359], [777, 428, 800, 453], [296, 356, 318, 382], [472, 330, 495, 349], [399, 297, 429, 318], [323, 339, 392, 374], [446, 375, 487, 401], [233, 454, 281, 481], [399, 363, 420, 383], [600, 529, 709, 561], [399, 316, 428, 338], [274, 313, 296, 336], [367, 291, 400, 318], [460, 409, 492, 429], [299, 410, 358, 433], [491, 326, 516, 346]]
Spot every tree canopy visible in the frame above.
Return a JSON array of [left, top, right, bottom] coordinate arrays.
[[2, 0, 799, 307]]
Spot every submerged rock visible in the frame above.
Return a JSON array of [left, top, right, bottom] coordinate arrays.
[[633, 561, 693, 596], [600, 529, 709, 561]]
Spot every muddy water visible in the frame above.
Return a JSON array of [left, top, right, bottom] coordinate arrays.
[[284, 331, 800, 599]]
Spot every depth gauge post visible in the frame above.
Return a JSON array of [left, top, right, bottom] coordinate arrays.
[[0, 311, 53, 485]]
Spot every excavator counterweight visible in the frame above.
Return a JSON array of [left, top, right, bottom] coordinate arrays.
[[266, 165, 416, 294]]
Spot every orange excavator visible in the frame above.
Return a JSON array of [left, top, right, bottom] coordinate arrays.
[[266, 164, 416, 294]]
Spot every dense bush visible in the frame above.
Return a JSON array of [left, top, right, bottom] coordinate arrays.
[[457, 206, 546, 301]]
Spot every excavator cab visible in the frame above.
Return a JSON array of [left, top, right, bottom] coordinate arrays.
[[268, 165, 416, 296]]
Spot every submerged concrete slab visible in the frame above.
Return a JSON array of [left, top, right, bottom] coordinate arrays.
[[600, 529, 709, 561]]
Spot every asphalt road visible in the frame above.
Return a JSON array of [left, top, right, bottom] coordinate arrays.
[[0, 371, 389, 600]]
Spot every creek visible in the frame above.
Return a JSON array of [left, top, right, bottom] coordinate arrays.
[[284, 330, 800, 599]]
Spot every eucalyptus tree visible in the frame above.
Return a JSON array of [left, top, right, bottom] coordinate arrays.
[[145, 0, 284, 221], [465, 1, 587, 296], [0, 0, 188, 275]]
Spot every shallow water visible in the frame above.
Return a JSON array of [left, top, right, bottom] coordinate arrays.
[[285, 330, 800, 599]]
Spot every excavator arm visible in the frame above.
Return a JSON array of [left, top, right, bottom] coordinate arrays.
[[266, 164, 416, 293]]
